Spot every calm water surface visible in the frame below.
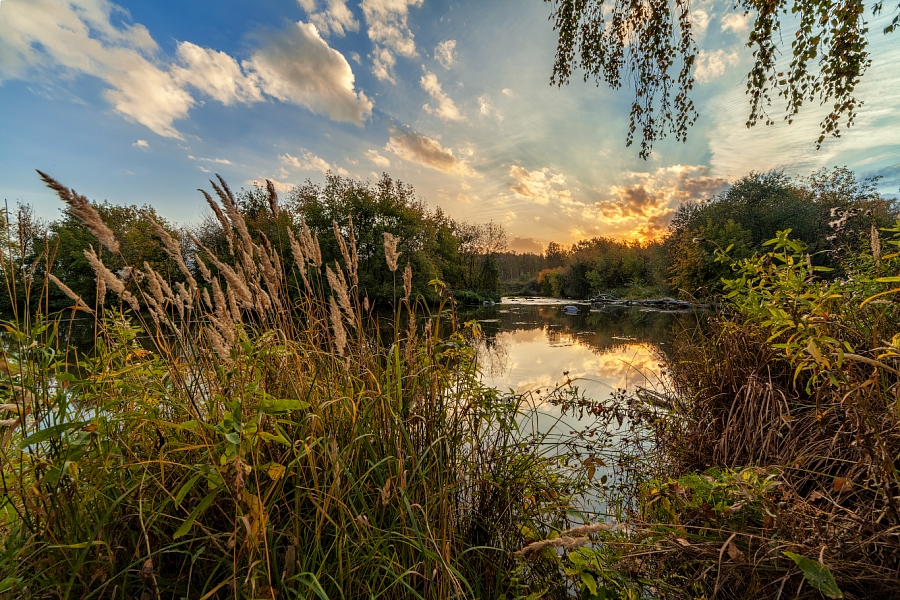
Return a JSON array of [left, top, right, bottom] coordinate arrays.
[[463, 297, 693, 405]]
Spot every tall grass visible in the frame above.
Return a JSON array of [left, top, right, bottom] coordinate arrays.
[[0, 176, 577, 599]]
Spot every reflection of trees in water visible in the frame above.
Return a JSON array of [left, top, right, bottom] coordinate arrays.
[[472, 330, 510, 378], [460, 304, 699, 368]]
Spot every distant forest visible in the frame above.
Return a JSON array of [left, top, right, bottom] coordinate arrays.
[[2, 167, 897, 314]]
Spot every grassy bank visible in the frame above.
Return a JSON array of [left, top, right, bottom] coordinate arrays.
[[0, 176, 584, 599], [521, 228, 900, 598]]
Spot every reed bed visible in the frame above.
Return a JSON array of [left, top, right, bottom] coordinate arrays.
[[0, 175, 577, 599]]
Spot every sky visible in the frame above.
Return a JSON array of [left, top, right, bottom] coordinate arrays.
[[1, 0, 899, 254]]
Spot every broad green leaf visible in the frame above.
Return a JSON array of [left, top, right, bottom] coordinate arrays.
[[783, 552, 843, 598], [175, 474, 202, 508], [173, 490, 219, 539], [251, 399, 310, 413], [224, 432, 241, 445], [19, 421, 86, 449]]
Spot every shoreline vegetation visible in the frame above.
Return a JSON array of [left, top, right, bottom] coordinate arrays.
[[0, 166, 899, 599]]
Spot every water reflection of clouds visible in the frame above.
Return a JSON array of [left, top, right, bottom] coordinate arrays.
[[479, 327, 664, 402]]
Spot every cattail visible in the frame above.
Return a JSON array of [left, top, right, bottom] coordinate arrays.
[[199, 189, 234, 254], [84, 247, 125, 296], [871, 224, 881, 264], [403, 263, 412, 301], [383, 232, 401, 272], [329, 296, 347, 356], [48, 274, 93, 314], [266, 179, 279, 217], [38, 171, 120, 253], [326, 264, 354, 321]]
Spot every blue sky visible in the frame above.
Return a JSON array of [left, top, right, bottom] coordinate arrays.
[[1, 0, 899, 253]]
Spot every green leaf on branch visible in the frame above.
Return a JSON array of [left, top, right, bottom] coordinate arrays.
[[783, 552, 843, 598]]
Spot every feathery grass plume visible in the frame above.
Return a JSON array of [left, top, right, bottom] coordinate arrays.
[[348, 216, 359, 287], [48, 274, 93, 314], [212, 279, 231, 325], [202, 287, 213, 311], [383, 232, 401, 272], [333, 221, 352, 272], [266, 179, 279, 217], [37, 170, 120, 253], [195, 253, 212, 283], [403, 263, 412, 301], [326, 264, 354, 321], [210, 176, 253, 254], [143, 262, 166, 307], [227, 288, 241, 325], [251, 281, 272, 312], [329, 296, 347, 356], [191, 236, 253, 306], [871, 224, 882, 264], [299, 220, 322, 267], [142, 212, 197, 291], [175, 281, 191, 316], [287, 230, 313, 293], [84, 247, 125, 296], [198, 189, 234, 253], [206, 326, 232, 361], [121, 290, 141, 313]]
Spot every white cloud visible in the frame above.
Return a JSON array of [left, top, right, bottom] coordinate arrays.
[[244, 22, 373, 126], [133, 139, 149, 148], [349, 51, 361, 63], [694, 49, 740, 83], [692, 9, 711, 37], [720, 11, 753, 34], [360, 0, 424, 82], [508, 166, 574, 206], [0, 0, 193, 138], [588, 165, 729, 239], [250, 178, 295, 193], [0, 2, 371, 137], [501, 88, 513, 96], [298, 0, 359, 37], [172, 42, 263, 104], [281, 151, 332, 173], [386, 128, 474, 176], [188, 155, 233, 164], [420, 70, 465, 121], [509, 236, 544, 254], [364, 149, 391, 167], [478, 94, 502, 121], [434, 39, 456, 69]]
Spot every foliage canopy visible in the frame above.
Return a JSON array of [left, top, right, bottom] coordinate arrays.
[[546, 0, 896, 158]]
